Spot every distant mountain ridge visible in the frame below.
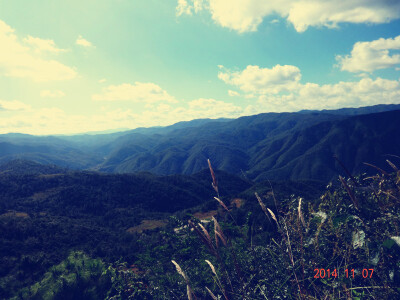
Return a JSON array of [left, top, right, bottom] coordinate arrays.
[[0, 159, 67, 175], [0, 104, 399, 182]]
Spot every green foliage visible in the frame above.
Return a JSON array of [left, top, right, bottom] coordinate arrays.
[[13, 251, 111, 300], [1, 158, 400, 299], [131, 170, 400, 299]]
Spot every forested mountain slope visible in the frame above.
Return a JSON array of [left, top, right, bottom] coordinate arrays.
[[0, 104, 399, 181]]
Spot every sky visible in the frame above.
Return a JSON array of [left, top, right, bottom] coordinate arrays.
[[0, 0, 399, 135]]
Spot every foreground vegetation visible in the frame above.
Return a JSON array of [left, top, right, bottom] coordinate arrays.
[[135, 161, 400, 299], [2, 159, 400, 299]]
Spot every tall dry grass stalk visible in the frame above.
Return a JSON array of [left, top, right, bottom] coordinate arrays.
[[267, 208, 278, 224], [386, 159, 398, 171], [189, 217, 234, 296], [205, 287, 218, 300], [255, 192, 271, 223], [205, 260, 217, 276], [214, 197, 229, 212], [339, 176, 359, 210], [298, 198, 306, 228], [188, 220, 215, 255], [198, 223, 213, 246], [254, 192, 303, 299], [208, 159, 219, 196], [172, 260, 188, 282], [205, 260, 229, 300], [363, 162, 389, 176], [334, 154, 358, 186], [171, 260, 197, 300], [214, 197, 238, 226], [213, 217, 227, 247], [282, 219, 303, 299], [297, 197, 306, 283], [187, 285, 193, 300]]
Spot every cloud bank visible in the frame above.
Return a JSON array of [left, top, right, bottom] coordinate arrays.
[[220, 64, 400, 113], [177, 0, 400, 33]]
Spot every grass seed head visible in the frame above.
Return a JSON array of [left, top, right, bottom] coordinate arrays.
[[298, 197, 306, 227], [215, 231, 227, 246], [386, 159, 398, 171], [198, 223, 212, 245], [267, 208, 278, 224], [172, 260, 188, 282], [255, 192, 271, 222], [214, 197, 229, 212], [206, 287, 218, 300], [208, 159, 219, 194], [205, 259, 217, 276]]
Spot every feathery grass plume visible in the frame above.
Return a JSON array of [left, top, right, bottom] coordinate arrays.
[[205, 259, 217, 276], [212, 216, 223, 236], [172, 260, 197, 300], [267, 208, 278, 224], [205, 287, 218, 300], [205, 260, 229, 300], [339, 176, 359, 210], [363, 162, 389, 176], [198, 223, 212, 245], [188, 220, 215, 254], [386, 159, 398, 171], [171, 260, 188, 282], [208, 159, 219, 195], [215, 196, 240, 227], [255, 192, 271, 222], [298, 198, 306, 228], [214, 197, 229, 212], [215, 231, 228, 247], [212, 217, 227, 247]]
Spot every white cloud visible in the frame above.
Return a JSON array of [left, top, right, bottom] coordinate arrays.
[[219, 64, 301, 94], [176, 0, 193, 16], [219, 64, 400, 113], [337, 35, 400, 73], [176, 0, 204, 16], [177, 0, 400, 33], [23, 36, 66, 53], [293, 77, 400, 109], [92, 82, 178, 103], [76, 35, 93, 47], [98, 78, 107, 83], [0, 100, 31, 111], [0, 20, 76, 81], [228, 90, 240, 96], [40, 90, 66, 98]]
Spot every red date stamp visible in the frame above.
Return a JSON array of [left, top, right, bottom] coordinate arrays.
[[314, 268, 374, 279]]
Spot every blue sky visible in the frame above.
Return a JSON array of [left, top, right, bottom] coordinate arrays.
[[0, 0, 399, 134]]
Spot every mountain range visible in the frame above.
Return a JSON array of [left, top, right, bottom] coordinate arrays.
[[1, 104, 400, 182]]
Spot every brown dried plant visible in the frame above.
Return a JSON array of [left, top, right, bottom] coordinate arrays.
[[171, 260, 197, 300], [208, 159, 219, 196], [339, 175, 359, 210]]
